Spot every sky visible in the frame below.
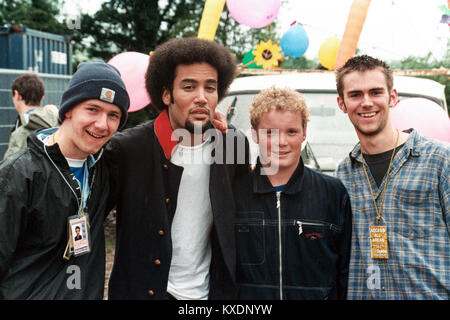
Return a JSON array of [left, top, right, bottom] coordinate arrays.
[[62, 0, 449, 62], [277, 0, 449, 61]]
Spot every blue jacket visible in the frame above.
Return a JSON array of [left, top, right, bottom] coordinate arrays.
[[233, 159, 352, 300]]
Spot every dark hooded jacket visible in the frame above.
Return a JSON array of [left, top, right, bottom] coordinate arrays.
[[3, 107, 58, 159], [0, 130, 109, 299]]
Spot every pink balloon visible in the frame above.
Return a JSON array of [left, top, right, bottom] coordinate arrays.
[[390, 98, 450, 143], [108, 52, 151, 113], [226, 0, 281, 28]]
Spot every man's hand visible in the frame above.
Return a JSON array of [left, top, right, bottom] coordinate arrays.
[[212, 110, 228, 134]]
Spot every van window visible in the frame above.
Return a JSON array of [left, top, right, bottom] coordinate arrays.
[[217, 91, 359, 173], [218, 89, 446, 173]]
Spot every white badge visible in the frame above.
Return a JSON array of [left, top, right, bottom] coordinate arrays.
[[67, 215, 91, 257]]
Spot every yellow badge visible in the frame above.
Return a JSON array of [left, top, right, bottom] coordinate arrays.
[[370, 225, 389, 259]]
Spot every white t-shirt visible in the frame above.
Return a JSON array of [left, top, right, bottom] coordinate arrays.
[[167, 138, 214, 300]]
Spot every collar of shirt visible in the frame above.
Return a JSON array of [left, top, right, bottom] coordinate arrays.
[[349, 128, 420, 164]]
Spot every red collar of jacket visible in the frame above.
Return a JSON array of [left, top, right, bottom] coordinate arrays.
[[154, 109, 178, 159]]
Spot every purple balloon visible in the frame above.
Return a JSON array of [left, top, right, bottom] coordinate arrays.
[[226, 0, 281, 28]]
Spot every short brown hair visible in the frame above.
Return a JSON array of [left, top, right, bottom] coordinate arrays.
[[250, 86, 310, 129], [11, 73, 45, 106], [146, 37, 237, 112], [335, 55, 393, 98]]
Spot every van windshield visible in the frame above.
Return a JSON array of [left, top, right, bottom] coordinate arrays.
[[217, 92, 359, 172]]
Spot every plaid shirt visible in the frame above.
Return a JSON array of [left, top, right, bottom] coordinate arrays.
[[336, 129, 449, 299]]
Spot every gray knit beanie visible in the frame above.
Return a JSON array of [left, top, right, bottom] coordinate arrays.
[[59, 61, 130, 128]]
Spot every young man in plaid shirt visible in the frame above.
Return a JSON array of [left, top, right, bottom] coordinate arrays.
[[335, 55, 449, 299]]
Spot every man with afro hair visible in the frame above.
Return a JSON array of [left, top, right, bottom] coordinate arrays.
[[106, 38, 250, 300]]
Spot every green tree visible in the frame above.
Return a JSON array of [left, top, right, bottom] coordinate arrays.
[[281, 56, 319, 70], [391, 50, 450, 112], [73, 0, 278, 63], [72, 0, 280, 127], [215, 9, 279, 62], [0, 0, 69, 35]]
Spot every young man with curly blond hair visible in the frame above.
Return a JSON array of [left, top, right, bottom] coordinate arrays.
[[233, 86, 352, 300]]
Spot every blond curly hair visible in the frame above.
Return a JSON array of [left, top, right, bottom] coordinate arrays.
[[250, 86, 310, 129]]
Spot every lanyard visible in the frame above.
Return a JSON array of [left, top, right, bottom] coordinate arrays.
[[78, 161, 90, 216], [52, 133, 90, 217], [361, 130, 399, 222]]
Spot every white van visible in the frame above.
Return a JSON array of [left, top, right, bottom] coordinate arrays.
[[216, 72, 447, 175]]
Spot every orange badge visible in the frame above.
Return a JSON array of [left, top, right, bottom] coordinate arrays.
[[370, 225, 389, 259]]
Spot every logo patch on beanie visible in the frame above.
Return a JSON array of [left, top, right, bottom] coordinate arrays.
[[100, 88, 115, 103]]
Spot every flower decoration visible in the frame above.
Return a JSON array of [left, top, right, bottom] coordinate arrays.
[[252, 40, 283, 70]]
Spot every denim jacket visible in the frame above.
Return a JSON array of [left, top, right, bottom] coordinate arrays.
[[233, 158, 352, 300]]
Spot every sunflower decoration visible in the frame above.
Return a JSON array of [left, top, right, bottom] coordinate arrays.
[[252, 40, 283, 70]]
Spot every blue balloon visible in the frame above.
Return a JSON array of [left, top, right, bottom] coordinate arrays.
[[281, 24, 309, 58]]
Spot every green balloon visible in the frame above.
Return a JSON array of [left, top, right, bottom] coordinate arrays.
[[242, 50, 263, 69]]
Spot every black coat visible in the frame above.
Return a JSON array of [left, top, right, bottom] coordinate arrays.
[[233, 159, 352, 300], [0, 132, 109, 299], [106, 110, 250, 299]]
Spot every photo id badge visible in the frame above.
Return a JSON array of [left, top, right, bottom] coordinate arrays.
[[370, 225, 389, 259], [68, 214, 91, 257]]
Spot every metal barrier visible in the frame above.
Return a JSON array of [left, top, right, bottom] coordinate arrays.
[[0, 24, 72, 75]]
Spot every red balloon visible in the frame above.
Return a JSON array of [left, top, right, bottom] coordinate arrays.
[[108, 52, 151, 113], [390, 98, 450, 143]]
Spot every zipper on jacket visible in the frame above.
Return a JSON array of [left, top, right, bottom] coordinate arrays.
[[295, 220, 340, 235], [276, 191, 283, 300]]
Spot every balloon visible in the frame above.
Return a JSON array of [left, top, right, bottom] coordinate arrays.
[[318, 36, 341, 70], [390, 98, 450, 143], [334, 0, 371, 70], [226, 0, 281, 28], [198, 0, 226, 40], [242, 50, 262, 69], [108, 52, 151, 113], [280, 23, 309, 58]]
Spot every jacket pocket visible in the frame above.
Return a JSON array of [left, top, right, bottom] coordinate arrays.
[[235, 211, 265, 266], [294, 219, 342, 238]]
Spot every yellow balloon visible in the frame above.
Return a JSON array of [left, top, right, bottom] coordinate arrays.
[[318, 36, 341, 70], [198, 0, 226, 41]]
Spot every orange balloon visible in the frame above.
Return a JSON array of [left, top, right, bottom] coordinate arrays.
[[334, 0, 371, 70]]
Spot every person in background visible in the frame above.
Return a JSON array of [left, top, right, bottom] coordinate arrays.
[[3, 73, 58, 159], [0, 62, 129, 299], [233, 86, 352, 300], [335, 54, 449, 299]]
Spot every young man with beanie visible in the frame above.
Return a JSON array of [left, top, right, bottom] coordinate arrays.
[[0, 62, 129, 299], [3, 73, 59, 159], [106, 37, 250, 300]]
